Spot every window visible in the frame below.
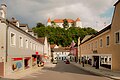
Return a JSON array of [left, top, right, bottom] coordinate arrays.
[[115, 32, 119, 43], [10, 32, 16, 46], [100, 39, 102, 47], [105, 58, 107, 63], [25, 39, 28, 48], [91, 43, 93, 50], [36, 45, 38, 51], [106, 36, 110, 46], [19, 36, 23, 47], [33, 43, 35, 50], [95, 41, 97, 48], [109, 58, 111, 62], [88, 44, 90, 49], [30, 42, 32, 49]]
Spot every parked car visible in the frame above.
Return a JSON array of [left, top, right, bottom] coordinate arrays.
[[64, 59, 67, 62], [40, 60, 44, 67], [65, 60, 70, 64], [53, 60, 58, 64]]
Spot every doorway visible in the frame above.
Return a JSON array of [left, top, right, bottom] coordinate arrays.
[[93, 56, 99, 69], [0, 62, 4, 77]]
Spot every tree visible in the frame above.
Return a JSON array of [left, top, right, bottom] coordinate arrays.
[[63, 19, 69, 28], [72, 22, 76, 27], [51, 21, 56, 27], [36, 22, 45, 28], [32, 22, 98, 47]]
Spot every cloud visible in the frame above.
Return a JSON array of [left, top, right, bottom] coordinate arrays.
[[0, 0, 117, 30]]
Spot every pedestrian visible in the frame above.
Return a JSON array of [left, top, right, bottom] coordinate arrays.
[[79, 58, 80, 64], [95, 60, 99, 69], [37, 55, 40, 67], [82, 57, 85, 67]]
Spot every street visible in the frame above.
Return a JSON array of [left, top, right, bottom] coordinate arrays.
[[20, 61, 113, 80]]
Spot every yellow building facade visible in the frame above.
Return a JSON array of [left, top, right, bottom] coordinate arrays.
[[79, 1, 120, 71]]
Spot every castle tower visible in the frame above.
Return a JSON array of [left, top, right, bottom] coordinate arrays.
[[47, 18, 51, 26], [76, 18, 82, 28]]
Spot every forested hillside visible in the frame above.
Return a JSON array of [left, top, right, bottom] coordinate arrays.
[[32, 23, 97, 47]]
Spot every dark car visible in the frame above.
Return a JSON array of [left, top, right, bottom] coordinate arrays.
[[65, 60, 70, 64]]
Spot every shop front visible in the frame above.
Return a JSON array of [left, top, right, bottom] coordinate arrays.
[[81, 54, 112, 69], [24, 57, 31, 69], [32, 55, 37, 67], [11, 58, 23, 72]]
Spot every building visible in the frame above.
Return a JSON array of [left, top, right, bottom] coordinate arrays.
[[52, 47, 70, 61], [0, 3, 44, 77], [79, 0, 120, 71], [38, 37, 51, 62], [69, 40, 78, 62], [47, 18, 82, 28]]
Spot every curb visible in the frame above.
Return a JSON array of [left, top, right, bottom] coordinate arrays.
[[71, 63, 119, 80]]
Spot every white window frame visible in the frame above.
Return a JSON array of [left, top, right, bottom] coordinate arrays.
[[88, 44, 90, 49], [19, 36, 23, 48], [95, 41, 98, 48], [91, 43, 93, 50], [30, 41, 32, 50], [99, 38, 103, 48], [36, 44, 37, 51], [33, 43, 35, 50], [106, 35, 110, 47], [10, 32, 16, 46], [25, 39, 28, 48]]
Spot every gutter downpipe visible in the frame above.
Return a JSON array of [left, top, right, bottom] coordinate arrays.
[[6, 20, 9, 62]]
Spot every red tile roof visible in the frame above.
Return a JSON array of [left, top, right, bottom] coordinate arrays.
[[50, 44, 56, 49], [53, 19, 74, 23], [37, 38, 45, 44]]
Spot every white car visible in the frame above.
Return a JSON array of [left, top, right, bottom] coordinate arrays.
[[53, 60, 58, 64]]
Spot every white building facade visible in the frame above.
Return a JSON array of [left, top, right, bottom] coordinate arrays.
[[52, 48, 70, 60], [0, 3, 44, 77]]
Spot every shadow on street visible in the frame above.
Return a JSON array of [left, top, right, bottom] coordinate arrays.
[[42, 61, 101, 76]]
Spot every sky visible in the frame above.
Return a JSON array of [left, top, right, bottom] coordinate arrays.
[[0, 0, 117, 31]]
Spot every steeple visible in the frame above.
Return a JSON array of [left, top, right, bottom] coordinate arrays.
[[76, 18, 80, 22], [75, 17, 82, 28], [47, 18, 51, 22], [47, 17, 52, 26]]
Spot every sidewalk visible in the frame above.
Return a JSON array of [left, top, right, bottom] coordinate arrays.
[[4, 66, 43, 79], [71, 62, 120, 80], [3, 62, 56, 79]]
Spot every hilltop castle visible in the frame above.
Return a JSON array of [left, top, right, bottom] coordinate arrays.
[[47, 18, 82, 28]]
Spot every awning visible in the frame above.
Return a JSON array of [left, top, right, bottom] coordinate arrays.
[[25, 57, 31, 60], [12, 58, 23, 61]]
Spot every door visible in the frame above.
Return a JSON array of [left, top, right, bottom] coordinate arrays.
[[93, 56, 99, 69], [0, 62, 4, 77]]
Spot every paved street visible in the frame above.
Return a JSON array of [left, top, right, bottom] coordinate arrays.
[[20, 61, 113, 80]]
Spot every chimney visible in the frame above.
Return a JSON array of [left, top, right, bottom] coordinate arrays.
[[1, 0, 7, 18], [12, 17, 16, 21]]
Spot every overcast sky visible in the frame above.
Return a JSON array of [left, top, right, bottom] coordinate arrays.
[[1, 0, 117, 31]]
